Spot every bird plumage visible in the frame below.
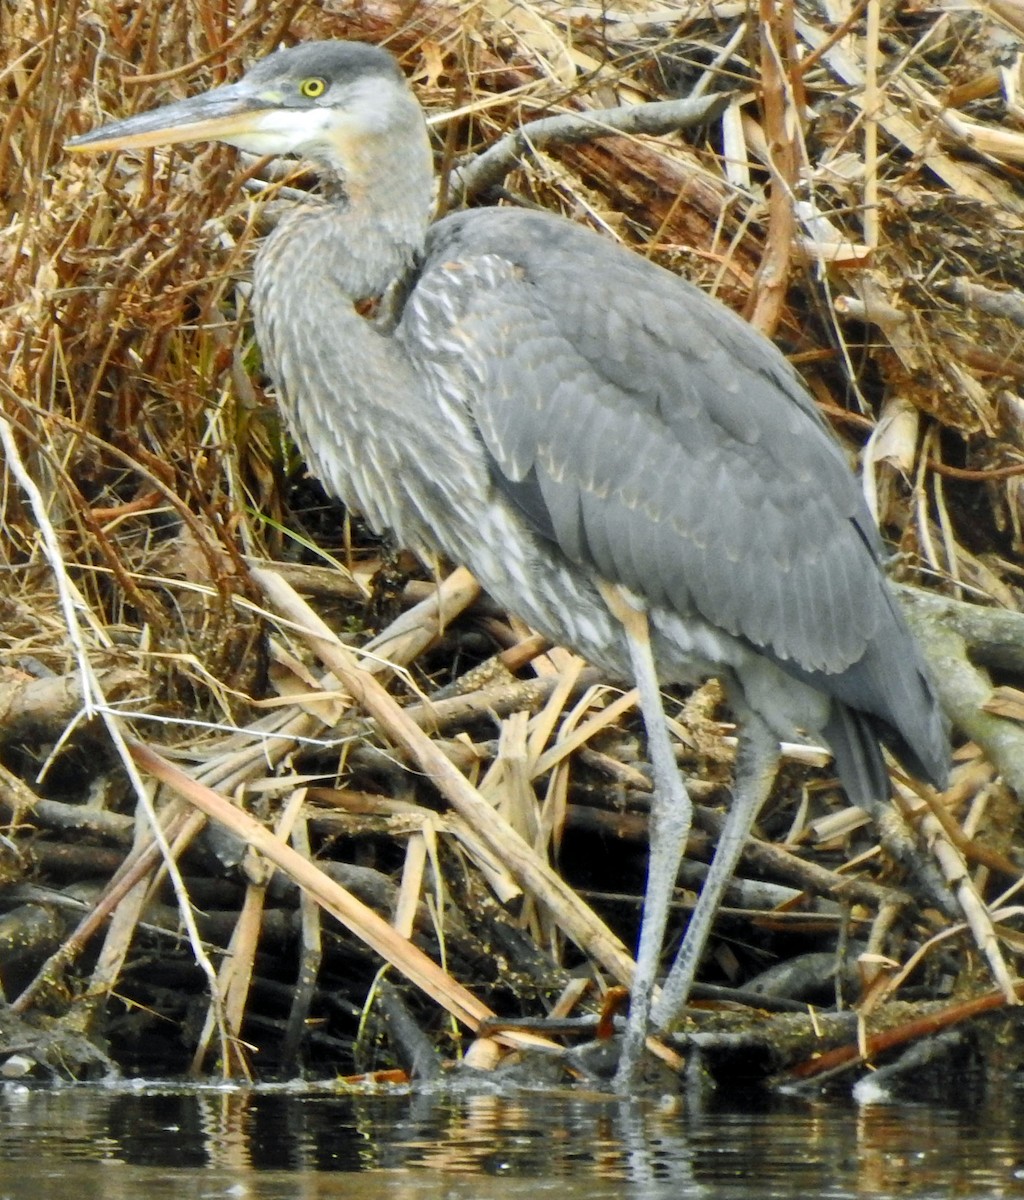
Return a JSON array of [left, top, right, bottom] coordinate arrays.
[[216, 41, 950, 805], [255, 181, 948, 805], [67, 40, 950, 1067], [405, 208, 948, 796]]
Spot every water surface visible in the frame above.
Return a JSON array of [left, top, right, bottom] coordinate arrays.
[[0, 1082, 1020, 1198]]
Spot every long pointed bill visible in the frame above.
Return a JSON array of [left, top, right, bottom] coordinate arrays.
[[66, 81, 273, 153]]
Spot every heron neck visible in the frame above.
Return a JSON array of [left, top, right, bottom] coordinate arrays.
[[308, 122, 434, 299]]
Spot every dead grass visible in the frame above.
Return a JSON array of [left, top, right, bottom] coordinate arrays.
[[1, 0, 1024, 1089]]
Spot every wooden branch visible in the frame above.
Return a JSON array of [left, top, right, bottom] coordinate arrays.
[[251, 566, 640, 989], [935, 278, 1024, 328], [128, 737, 494, 1032], [449, 92, 732, 205], [899, 588, 1024, 800], [747, 0, 800, 336]]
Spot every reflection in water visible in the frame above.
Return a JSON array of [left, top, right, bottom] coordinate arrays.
[[1, 1083, 1023, 1198]]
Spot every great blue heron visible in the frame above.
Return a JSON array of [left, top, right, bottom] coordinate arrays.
[[68, 40, 949, 1087]]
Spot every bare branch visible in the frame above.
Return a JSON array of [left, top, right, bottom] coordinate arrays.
[[448, 93, 733, 206]]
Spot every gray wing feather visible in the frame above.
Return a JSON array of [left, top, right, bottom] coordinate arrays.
[[405, 208, 887, 678]]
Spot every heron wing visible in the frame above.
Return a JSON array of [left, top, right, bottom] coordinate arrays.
[[403, 208, 891, 677]]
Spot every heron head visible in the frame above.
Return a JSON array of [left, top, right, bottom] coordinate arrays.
[[67, 41, 420, 164]]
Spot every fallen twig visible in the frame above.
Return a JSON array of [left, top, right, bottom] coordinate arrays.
[[448, 92, 732, 205]]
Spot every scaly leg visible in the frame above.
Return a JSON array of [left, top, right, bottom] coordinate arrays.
[[600, 585, 691, 1093], [653, 705, 779, 1031]]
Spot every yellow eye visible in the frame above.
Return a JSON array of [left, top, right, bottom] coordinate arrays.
[[299, 77, 327, 99]]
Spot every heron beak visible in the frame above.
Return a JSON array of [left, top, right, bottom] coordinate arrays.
[[66, 81, 273, 153]]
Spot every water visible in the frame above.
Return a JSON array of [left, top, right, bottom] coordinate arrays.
[[0, 1083, 1021, 1198]]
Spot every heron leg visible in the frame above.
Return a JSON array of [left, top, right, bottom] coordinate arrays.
[[599, 585, 691, 1093], [652, 706, 779, 1031]]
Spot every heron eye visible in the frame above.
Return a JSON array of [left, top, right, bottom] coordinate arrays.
[[299, 77, 328, 99]]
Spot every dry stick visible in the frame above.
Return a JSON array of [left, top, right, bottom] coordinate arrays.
[[360, 566, 481, 666], [747, 0, 800, 337], [917, 764, 1021, 880], [81, 816, 166, 1034], [786, 980, 1024, 1082], [794, 16, 1021, 213], [9, 803, 206, 1015], [0, 667, 143, 754], [900, 593, 1024, 803], [893, 785, 1017, 1005], [192, 565, 482, 794], [280, 816, 323, 1063], [395, 826, 430, 940], [531, 687, 638, 780], [0, 412, 226, 1052], [896, 586, 1024, 678], [128, 738, 495, 1034], [251, 567, 639, 988], [694, 802, 911, 910], [191, 787, 309, 1077], [793, 0, 868, 77], [862, 0, 881, 250], [192, 877, 264, 1079], [449, 93, 732, 205], [192, 588, 544, 794], [936, 278, 1024, 328]]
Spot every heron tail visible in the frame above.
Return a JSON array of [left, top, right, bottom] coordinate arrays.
[[822, 702, 891, 809], [823, 696, 949, 810]]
